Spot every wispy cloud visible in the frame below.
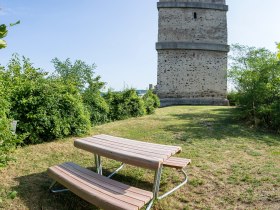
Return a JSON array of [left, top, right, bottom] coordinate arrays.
[[0, 7, 15, 16]]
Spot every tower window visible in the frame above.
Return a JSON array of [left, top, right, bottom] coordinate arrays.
[[194, 12, 197, 19]]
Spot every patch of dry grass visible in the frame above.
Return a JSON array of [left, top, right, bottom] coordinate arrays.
[[0, 106, 279, 210]]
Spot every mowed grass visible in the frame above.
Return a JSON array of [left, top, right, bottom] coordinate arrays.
[[0, 106, 280, 210]]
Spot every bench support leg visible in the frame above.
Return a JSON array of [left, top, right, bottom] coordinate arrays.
[[158, 169, 188, 200], [49, 180, 69, 193]]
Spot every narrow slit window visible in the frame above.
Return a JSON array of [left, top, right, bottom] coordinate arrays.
[[194, 12, 197, 19]]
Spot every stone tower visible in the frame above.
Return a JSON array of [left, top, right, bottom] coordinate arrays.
[[156, 0, 229, 106]]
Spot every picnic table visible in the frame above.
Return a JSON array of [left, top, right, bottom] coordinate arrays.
[[48, 134, 191, 210]]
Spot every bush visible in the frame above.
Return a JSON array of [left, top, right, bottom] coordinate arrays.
[[4, 56, 91, 144], [229, 44, 280, 132], [104, 89, 146, 121], [143, 90, 160, 114], [227, 91, 239, 106], [83, 87, 109, 125], [0, 68, 22, 167], [52, 58, 108, 125]]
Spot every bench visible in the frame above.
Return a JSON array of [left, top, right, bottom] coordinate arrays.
[[163, 157, 191, 169], [47, 162, 153, 210]]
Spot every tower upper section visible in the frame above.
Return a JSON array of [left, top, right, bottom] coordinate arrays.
[[157, 0, 228, 51]]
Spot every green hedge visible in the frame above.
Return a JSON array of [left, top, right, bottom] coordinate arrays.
[[104, 89, 146, 121], [4, 56, 91, 144], [0, 68, 22, 167], [0, 55, 161, 166], [143, 90, 160, 114]]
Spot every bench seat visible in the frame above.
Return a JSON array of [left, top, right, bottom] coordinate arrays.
[[163, 157, 191, 169], [47, 162, 153, 210]]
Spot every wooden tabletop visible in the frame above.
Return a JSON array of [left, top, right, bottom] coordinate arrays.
[[74, 134, 181, 170]]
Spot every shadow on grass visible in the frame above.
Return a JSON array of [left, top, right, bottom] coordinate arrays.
[[164, 107, 279, 146], [12, 167, 154, 210]]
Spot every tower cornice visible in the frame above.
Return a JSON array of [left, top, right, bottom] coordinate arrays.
[[157, 2, 228, 11], [156, 42, 230, 52]]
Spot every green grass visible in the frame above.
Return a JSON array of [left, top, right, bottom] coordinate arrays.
[[0, 106, 279, 210]]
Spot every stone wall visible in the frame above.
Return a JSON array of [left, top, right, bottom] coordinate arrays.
[[158, 8, 227, 44], [157, 50, 227, 99]]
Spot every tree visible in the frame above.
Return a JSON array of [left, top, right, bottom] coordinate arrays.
[[229, 44, 280, 132], [0, 21, 20, 49], [52, 58, 104, 91]]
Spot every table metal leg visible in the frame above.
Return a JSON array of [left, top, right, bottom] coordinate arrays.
[[153, 164, 163, 199], [98, 155, 103, 175], [146, 164, 163, 210], [94, 154, 102, 175]]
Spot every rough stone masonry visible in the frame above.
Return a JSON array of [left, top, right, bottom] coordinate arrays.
[[156, 0, 229, 106]]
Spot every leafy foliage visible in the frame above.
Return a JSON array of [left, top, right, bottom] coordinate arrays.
[[0, 67, 22, 167], [52, 58, 108, 125], [0, 54, 160, 166], [229, 44, 280, 132], [142, 90, 160, 114], [277, 43, 280, 60], [104, 89, 146, 121], [227, 91, 239, 106], [83, 85, 109, 125], [3, 55, 91, 144], [0, 21, 20, 49], [52, 58, 104, 91]]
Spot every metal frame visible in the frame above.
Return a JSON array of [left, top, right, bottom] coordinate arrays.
[[49, 180, 69, 193], [158, 168, 188, 200], [146, 167, 188, 209], [107, 163, 125, 178]]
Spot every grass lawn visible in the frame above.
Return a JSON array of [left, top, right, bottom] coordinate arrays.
[[0, 106, 279, 210]]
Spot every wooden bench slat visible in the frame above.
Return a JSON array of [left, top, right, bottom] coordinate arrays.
[[48, 163, 153, 210], [74, 140, 161, 170], [81, 138, 169, 159], [66, 162, 152, 198], [163, 157, 191, 169], [48, 167, 138, 210], [60, 163, 151, 203]]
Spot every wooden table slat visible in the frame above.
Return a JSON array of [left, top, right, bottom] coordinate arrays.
[[74, 140, 161, 170], [97, 134, 181, 151], [92, 136, 180, 155], [81, 138, 169, 159]]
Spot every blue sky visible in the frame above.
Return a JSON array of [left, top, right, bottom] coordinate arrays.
[[0, 0, 280, 90]]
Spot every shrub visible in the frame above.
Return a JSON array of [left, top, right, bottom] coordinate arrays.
[[142, 90, 160, 114], [83, 86, 109, 125], [227, 91, 239, 106], [0, 68, 22, 167], [4, 56, 91, 144], [52, 58, 108, 125], [104, 89, 146, 121]]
